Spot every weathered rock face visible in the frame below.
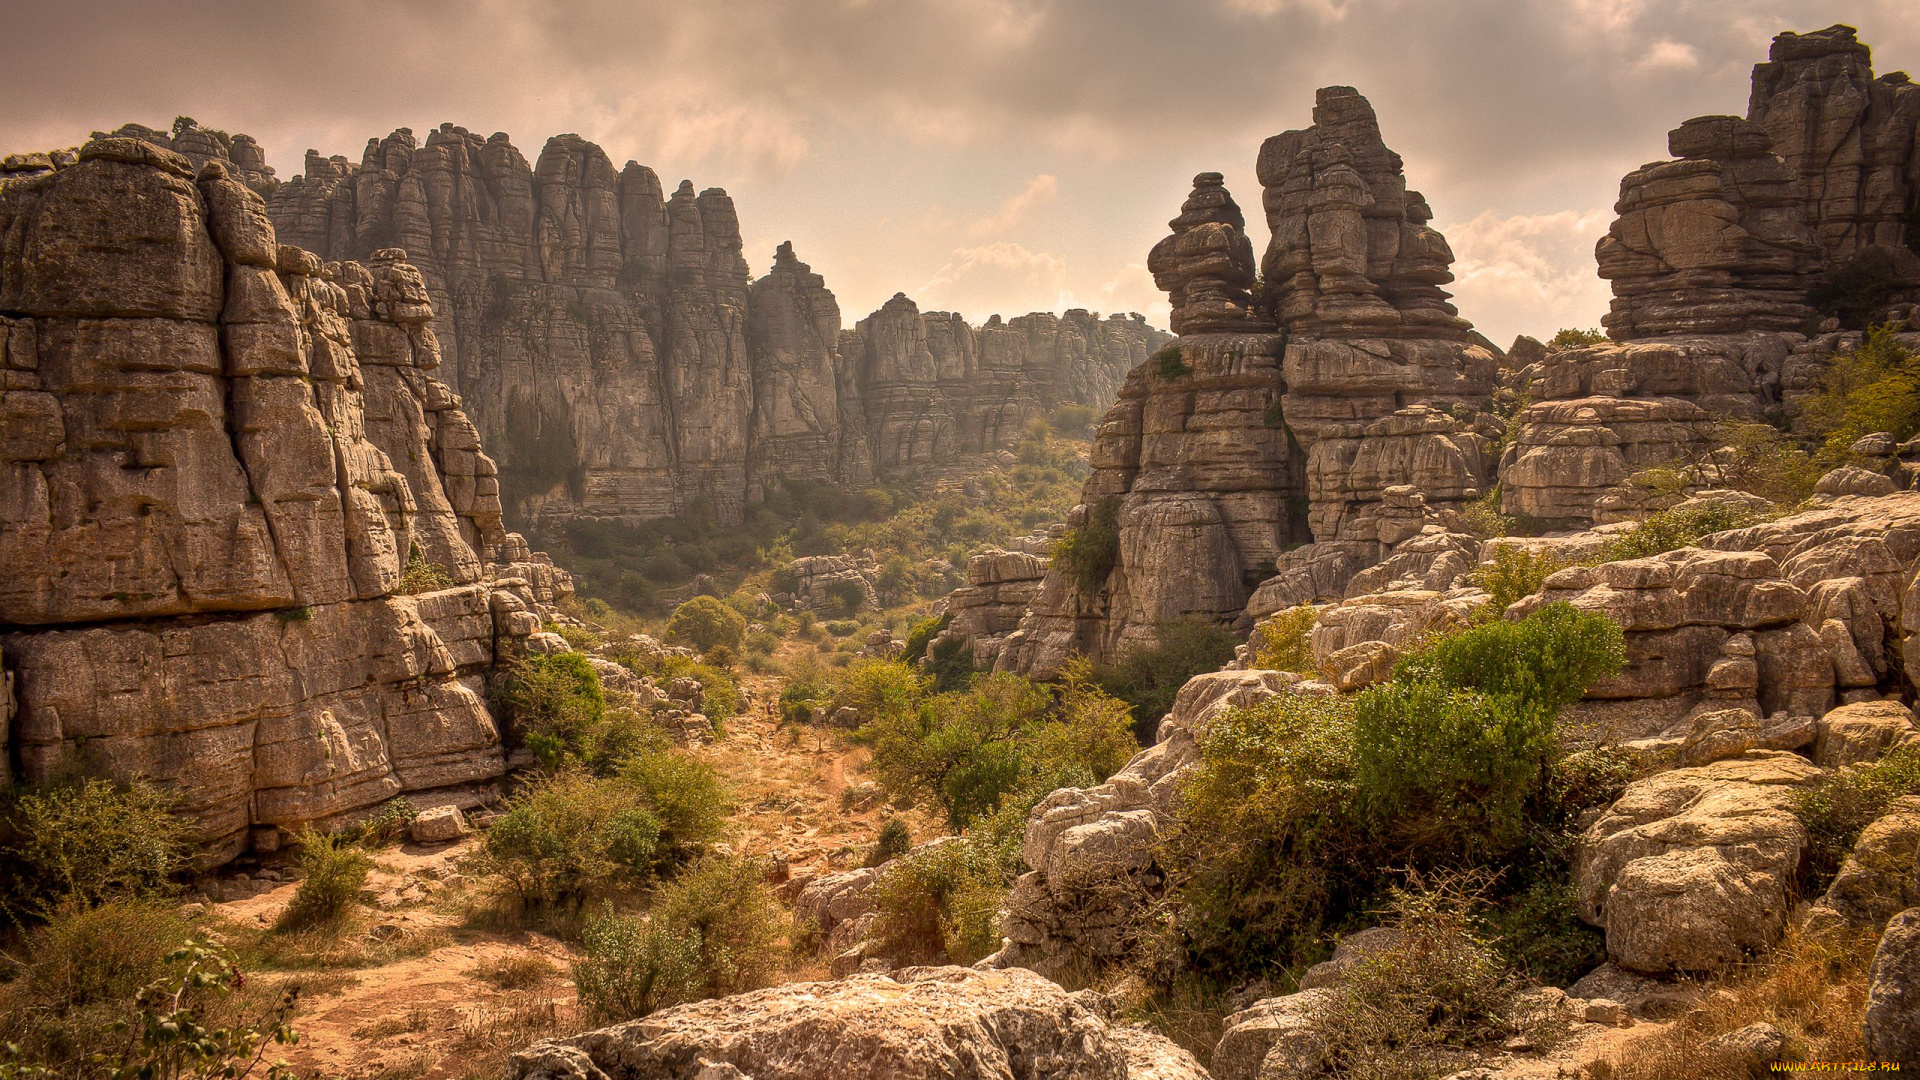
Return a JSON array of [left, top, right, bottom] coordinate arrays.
[[998, 87, 1493, 676], [1575, 752, 1822, 974], [1867, 909, 1920, 1067], [841, 294, 1168, 477], [1603, 25, 1920, 337], [0, 139, 564, 859], [84, 120, 278, 197], [266, 124, 1165, 528], [507, 966, 1208, 1080], [930, 543, 1055, 671]]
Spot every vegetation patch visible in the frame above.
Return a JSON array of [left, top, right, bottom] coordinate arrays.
[[1153, 346, 1192, 380]]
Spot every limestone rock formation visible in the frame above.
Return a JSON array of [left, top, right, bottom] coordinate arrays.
[[1867, 909, 1920, 1066], [0, 138, 565, 860], [998, 86, 1494, 676], [1518, 26, 1920, 526], [841, 295, 1167, 478], [1575, 752, 1822, 974], [87, 120, 278, 196], [1147, 172, 1272, 335], [265, 123, 1165, 528], [507, 966, 1208, 1080]]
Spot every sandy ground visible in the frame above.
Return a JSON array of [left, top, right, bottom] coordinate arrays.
[[198, 674, 916, 1079]]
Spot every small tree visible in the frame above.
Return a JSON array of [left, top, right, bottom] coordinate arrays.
[[665, 595, 748, 653]]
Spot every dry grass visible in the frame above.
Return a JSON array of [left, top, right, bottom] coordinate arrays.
[[471, 952, 558, 990], [353, 1004, 432, 1039], [446, 992, 580, 1080], [1611, 923, 1877, 1080], [224, 912, 454, 972]]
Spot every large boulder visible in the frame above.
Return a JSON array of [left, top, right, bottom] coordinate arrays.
[[1807, 797, 1920, 933], [506, 966, 1208, 1080], [1576, 752, 1823, 973], [1814, 700, 1920, 768], [1866, 910, 1920, 1067]]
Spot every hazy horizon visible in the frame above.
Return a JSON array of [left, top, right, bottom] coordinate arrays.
[[6, 0, 1916, 347]]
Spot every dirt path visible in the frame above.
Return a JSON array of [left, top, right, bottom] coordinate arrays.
[[196, 668, 918, 1079]]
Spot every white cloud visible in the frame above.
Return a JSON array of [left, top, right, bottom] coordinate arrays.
[[1638, 39, 1702, 71], [918, 242, 1071, 318], [967, 174, 1060, 237], [1442, 208, 1613, 347]]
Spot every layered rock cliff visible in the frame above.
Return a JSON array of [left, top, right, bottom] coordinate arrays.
[[1000, 88, 1497, 676], [1511, 24, 1920, 527], [261, 123, 1166, 527], [0, 138, 567, 861]]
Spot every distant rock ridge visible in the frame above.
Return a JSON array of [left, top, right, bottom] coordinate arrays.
[[1000, 87, 1498, 676], [242, 121, 1168, 527], [1, 138, 569, 861]]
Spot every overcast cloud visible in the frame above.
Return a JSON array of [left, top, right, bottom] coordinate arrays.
[[5, 0, 1916, 344]]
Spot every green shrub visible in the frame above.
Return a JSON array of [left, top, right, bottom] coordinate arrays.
[[478, 771, 666, 909], [1802, 323, 1920, 462], [1547, 327, 1605, 350], [1711, 419, 1823, 505], [835, 658, 929, 726], [1171, 693, 1362, 973], [862, 674, 1049, 831], [825, 619, 860, 637], [924, 635, 976, 693], [645, 856, 786, 997], [103, 939, 298, 1080], [0, 778, 190, 924], [868, 838, 1008, 965], [275, 830, 373, 931], [1794, 744, 1920, 891], [1352, 682, 1555, 858], [1249, 606, 1317, 674], [497, 652, 607, 771], [1053, 497, 1121, 595], [1595, 502, 1766, 562], [616, 747, 730, 859], [1025, 659, 1140, 791], [823, 580, 868, 617], [901, 613, 951, 665], [665, 595, 748, 653], [1469, 547, 1566, 618], [572, 906, 703, 1025], [1153, 346, 1192, 379], [1306, 877, 1537, 1078], [1396, 601, 1625, 713], [397, 542, 454, 595], [865, 818, 913, 867], [1048, 404, 1098, 437], [0, 900, 194, 1078], [1097, 617, 1238, 742], [637, 654, 742, 722]]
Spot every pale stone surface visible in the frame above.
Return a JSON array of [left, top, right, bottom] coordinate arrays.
[[0, 142, 564, 861], [1866, 909, 1920, 1066], [409, 805, 469, 844], [1814, 700, 1920, 767], [507, 966, 1206, 1080], [1575, 753, 1823, 973]]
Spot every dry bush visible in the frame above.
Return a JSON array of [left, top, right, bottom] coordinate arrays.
[[1610, 924, 1876, 1079]]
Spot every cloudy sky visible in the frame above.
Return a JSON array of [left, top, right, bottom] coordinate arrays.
[[5, 0, 1917, 345]]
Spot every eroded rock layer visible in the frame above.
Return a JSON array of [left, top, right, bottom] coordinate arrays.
[[264, 123, 1166, 526], [999, 89, 1495, 675], [0, 138, 567, 860]]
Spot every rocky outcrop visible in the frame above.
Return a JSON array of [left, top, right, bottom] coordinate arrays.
[[1575, 752, 1822, 974], [1515, 26, 1920, 526], [0, 138, 565, 860], [1868, 909, 1920, 1066], [84, 120, 278, 196], [264, 123, 1165, 528], [930, 543, 1055, 671], [991, 669, 1308, 975], [507, 966, 1208, 1080], [1000, 88, 1495, 676]]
